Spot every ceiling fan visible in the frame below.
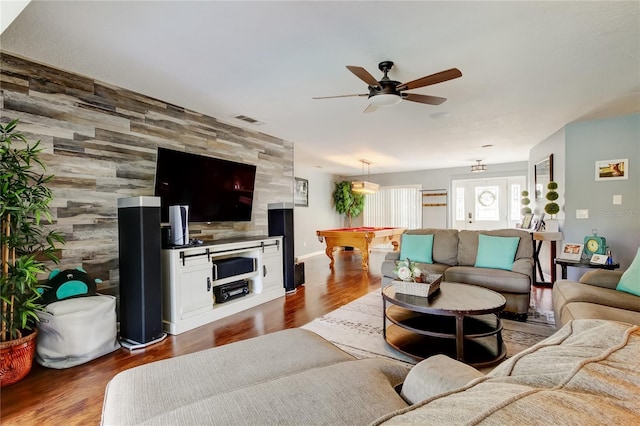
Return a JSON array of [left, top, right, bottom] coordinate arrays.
[[313, 61, 462, 113]]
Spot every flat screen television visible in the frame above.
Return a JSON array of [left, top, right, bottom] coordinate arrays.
[[154, 147, 257, 223]]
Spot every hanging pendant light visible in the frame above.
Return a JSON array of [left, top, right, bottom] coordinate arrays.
[[351, 159, 379, 194], [471, 160, 487, 173]]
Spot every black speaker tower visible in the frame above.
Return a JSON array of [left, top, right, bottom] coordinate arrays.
[[268, 202, 296, 292], [117, 196, 167, 349]]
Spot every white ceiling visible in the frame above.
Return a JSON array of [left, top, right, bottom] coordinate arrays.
[[1, 1, 639, 175]]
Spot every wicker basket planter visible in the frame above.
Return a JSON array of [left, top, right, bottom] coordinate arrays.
[[0, 329, 38, 387], [392, 274, 442, 298]]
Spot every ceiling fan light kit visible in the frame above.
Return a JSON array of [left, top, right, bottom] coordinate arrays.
[[314, 60, 462, 113], [369, 93, 402, 107], [471, 160, 487, 173]]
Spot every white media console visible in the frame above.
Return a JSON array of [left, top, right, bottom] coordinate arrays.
[[161, 236, 285, 334]]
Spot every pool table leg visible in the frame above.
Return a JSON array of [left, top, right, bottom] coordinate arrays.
[[360, 249, 370, 272], [324, 246, 335, 269]]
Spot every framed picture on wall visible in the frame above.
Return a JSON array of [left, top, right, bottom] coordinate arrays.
[[294, 177, 308, 207], [595, 158, 628, 181]]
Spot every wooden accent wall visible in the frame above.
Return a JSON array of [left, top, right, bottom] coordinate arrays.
[[0, 52, 293, 296]]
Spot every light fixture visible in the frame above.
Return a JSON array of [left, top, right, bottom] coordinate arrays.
[[471, 160, 487, 173], [351, 159, 379, 194], [369, 94, 402, 107]]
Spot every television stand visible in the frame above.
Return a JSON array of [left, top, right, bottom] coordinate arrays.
[[161, 236, 284, 334]]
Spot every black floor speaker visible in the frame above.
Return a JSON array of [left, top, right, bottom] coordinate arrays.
[[117, 196, 166, 348], [268, 203, 296, 292]]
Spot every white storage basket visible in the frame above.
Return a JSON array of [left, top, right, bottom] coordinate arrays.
[[36, 295, 120, 369]]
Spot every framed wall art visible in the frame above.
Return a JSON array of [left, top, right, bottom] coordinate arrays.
[[294, 177, 308, 207], [595, 158, 628, 181]]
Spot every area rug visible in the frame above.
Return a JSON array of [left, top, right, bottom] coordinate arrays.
[[301, 290, 557, 367]]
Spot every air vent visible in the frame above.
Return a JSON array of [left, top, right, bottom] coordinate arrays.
[[233, 114, 265, 126]]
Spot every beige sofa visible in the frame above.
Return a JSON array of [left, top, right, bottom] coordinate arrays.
[[381, 228, 534, 319], [102, 319, 640, 424], [553, 269, 640, 327]]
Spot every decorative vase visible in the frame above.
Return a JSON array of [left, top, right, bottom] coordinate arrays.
[[0, 329, 38, 387]]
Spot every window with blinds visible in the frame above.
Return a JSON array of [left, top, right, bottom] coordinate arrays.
[[363, 185, 421, 249]]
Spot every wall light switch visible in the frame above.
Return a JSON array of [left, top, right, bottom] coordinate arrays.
[[576, 209, 589, 219], [613, 195, 622, 205]]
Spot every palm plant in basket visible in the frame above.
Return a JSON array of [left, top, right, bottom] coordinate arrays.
[[0, 119, 64, 386]]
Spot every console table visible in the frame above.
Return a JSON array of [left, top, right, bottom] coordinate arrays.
[[554, 258, 621, 280], [532, 231, 563, 286], [161, 236, 284, 334]]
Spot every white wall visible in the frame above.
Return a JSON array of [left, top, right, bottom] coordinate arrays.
[[354, 161, 528, 189], [292, 164, 342, 258], [0, 0, 30, 34], [346, 161, 528, 228]]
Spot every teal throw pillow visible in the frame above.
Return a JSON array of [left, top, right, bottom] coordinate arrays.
[[474, 234, 520, 271], [399, 234, 434, 264], [616, 247, 640, 297]]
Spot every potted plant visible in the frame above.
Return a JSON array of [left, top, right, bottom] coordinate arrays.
[[520, 190, 532, 215], [332, 181, 365, 228], [544, 181, 560, 232], [1, 119, 64, 387]]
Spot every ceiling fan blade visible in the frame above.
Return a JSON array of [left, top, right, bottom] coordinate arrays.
[[363, 104, 377, 113], [312, 94, 368, 99], [397, 68, 462, 91], [403, 93, 447, 105], [346, 66, 381, 88]]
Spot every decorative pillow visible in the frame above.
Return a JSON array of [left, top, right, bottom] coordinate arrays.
[[616, 247, 640, 296], [399, 234, 434, 264], [37, 267, 99, 305], [474, 234, 520, 271]]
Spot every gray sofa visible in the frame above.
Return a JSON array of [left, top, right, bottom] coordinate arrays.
[[102, 319, 640, 424], [553, 269, 640, 327], [381, 228, 534, 319]]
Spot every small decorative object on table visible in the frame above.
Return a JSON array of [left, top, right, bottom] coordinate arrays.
[[605, 250, 613, 266], [392, 258, 442, 298], [583, 229, 607, 257]]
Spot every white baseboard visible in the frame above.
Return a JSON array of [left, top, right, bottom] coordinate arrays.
[[295, 250, 325, 261]]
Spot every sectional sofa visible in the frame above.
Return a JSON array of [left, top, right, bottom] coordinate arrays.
[[553, 269, 640, 326], [101, 319, 640, 424], [381, 228, 534, 319]]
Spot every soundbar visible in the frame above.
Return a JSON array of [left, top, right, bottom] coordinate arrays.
[[212, 257, 255, 280]]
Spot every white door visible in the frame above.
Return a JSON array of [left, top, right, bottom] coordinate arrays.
[[452, 177, 525, 230]]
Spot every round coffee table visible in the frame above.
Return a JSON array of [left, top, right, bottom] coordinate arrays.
[[382, 282, 507, 368]]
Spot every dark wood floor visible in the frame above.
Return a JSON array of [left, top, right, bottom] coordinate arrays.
[[1, 250, 553, 425], [1, 250, 385, 425]]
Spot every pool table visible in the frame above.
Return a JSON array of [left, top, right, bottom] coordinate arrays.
[[316, 227, 406, 272]]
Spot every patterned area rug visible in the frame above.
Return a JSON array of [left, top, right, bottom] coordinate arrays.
[[301, 290, 557, 367]]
